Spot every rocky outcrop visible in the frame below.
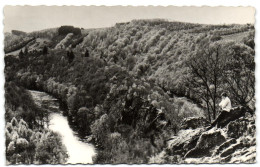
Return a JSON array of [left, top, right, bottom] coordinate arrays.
[[213, 138, 237, 156], [166, 128, 204, 156], [226, 114, 255, 139], [151, 107, 256, 164], [180, 117, 210, 130], [220, 142, 243, 158], [210, 106, 253, 128], [228, 145, 256, 163], [185, 129, 226, 158]]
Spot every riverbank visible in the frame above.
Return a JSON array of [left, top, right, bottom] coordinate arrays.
[[29, 90, 96, 164]]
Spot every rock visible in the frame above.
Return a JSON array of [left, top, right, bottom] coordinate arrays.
[[229, 146, 256, 163], [166, 128, 204, 156], [221, 154, 232, 163], [162, 107, 256, 163], [227, 117, 255, 139], [220, 142, 243, 158], [165, 155, 182, 164], [181, 117, 210, 130], [85, 135, 93, 143], [149, 151, 167, 164], [185, 129, 226, 158], [214, 138, 237, 156], [210, 106, 252, 129], [182, 133, 201, 154]]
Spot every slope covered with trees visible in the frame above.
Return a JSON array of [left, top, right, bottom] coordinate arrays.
[[4, 82, 68, 164], [5, 19, 255, 163]]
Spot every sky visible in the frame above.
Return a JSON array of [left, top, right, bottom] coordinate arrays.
[[4, 6, 255, 32]]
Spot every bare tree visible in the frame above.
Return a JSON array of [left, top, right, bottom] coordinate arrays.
[[186, 38, 227, 121], [223, 43, 255, 110]]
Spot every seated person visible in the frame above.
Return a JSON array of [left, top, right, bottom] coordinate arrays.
[[209, 92, 232, 128], [219, 92, 232, 112]]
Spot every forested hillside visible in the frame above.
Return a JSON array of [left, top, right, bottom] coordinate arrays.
[[5, 82, 68, 164], [5, 19, 255, 164]]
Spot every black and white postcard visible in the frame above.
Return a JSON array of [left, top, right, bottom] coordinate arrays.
[[3, 6, 256, 164]]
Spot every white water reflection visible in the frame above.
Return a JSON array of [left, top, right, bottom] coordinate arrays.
[[49, 113, 96, 164], [29, 90, 96, 164]]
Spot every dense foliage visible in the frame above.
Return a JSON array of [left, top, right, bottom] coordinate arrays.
[[4, 36, 35, 54], [4, 82, 68, 164], [5, 82, 46, 128], [11, 30, 27, 36], [58, 26, 82, 36], [186, 36, 255, 121], [5, 19, 255, 163], [5, 117, 68, 164]]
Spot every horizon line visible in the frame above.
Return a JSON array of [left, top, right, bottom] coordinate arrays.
[[4, 18, 253, 33]]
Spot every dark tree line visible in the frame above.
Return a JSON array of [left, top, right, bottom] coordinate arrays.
[[58, 26, 81, 36]]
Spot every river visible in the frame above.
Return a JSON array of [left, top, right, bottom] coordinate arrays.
[[29, 90, 96, 164]]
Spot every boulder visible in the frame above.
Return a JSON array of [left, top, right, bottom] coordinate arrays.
[[185, 129, 226, 158], [227, 116, 255, 139], [210, 106, 253, 129], [214, 138, 237, 156], [181, 117, 210, 130], [220, 142, 243, 158], [166, 128, 204, 156]]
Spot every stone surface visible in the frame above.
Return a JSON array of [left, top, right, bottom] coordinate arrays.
[[211, 106, 253, 128], [158, 108, 256, 164], [181, 117, 210, 130], [229, 146, 256, 163], [214, 138, 237, 156], [167, 128, 204, 156], [184, 129, 226, 158], [220, 142, 243, 158], [227, 116, 255, 139]]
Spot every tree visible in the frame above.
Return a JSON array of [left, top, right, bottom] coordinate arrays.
[[42, 46, 48, 55], [18, 49, 24, 59], [242, 31, 255, 49], [11, 30, 27, 36], [85, 49, 89, 57], [137, 63, 150, 77], [76, 107, 95, 135], [58, 26, 81, 35], [126, 56, 136, 71], [223, 42, 255, 109], [67, 51, 75, 63], [67, 91, 77, 116], [186, 37, 227, 121], [5, 118, 68, 164], [24, 47, 28, 55]]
